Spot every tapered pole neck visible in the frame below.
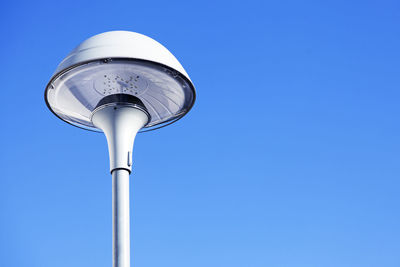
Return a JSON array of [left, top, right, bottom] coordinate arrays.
[[91, 101, 149, 173]]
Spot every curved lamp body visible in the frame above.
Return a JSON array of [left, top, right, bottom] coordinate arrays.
[[45, 30, 196, 132]]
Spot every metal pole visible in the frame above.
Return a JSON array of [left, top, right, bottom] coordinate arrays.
[[112, 169, 131, 267]]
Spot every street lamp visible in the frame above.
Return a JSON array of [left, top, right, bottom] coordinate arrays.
[[44, 31, 196, 267]]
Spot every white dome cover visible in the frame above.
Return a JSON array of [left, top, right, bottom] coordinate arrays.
[[55, 31, 191, 80]]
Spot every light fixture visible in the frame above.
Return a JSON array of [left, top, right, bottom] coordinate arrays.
[[44, 31, 196, 267]]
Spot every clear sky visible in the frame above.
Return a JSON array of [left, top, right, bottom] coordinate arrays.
[[1, 0, 399, 266]]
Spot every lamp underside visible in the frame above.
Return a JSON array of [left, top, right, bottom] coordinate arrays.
[[45, 58, 195, 132]]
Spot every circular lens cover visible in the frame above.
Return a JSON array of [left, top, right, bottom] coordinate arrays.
[[45, 59, 196, 132]]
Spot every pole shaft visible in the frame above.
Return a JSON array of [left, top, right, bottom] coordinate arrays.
[[112, 169, 131, 267]]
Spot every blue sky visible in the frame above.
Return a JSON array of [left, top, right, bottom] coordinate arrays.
[[1, 0, 400, 266]]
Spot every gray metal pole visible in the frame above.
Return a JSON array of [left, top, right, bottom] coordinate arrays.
[[112, 169, 131, 267]]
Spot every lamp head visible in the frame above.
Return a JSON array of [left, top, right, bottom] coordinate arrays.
[[45, 31, 196, 132]]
